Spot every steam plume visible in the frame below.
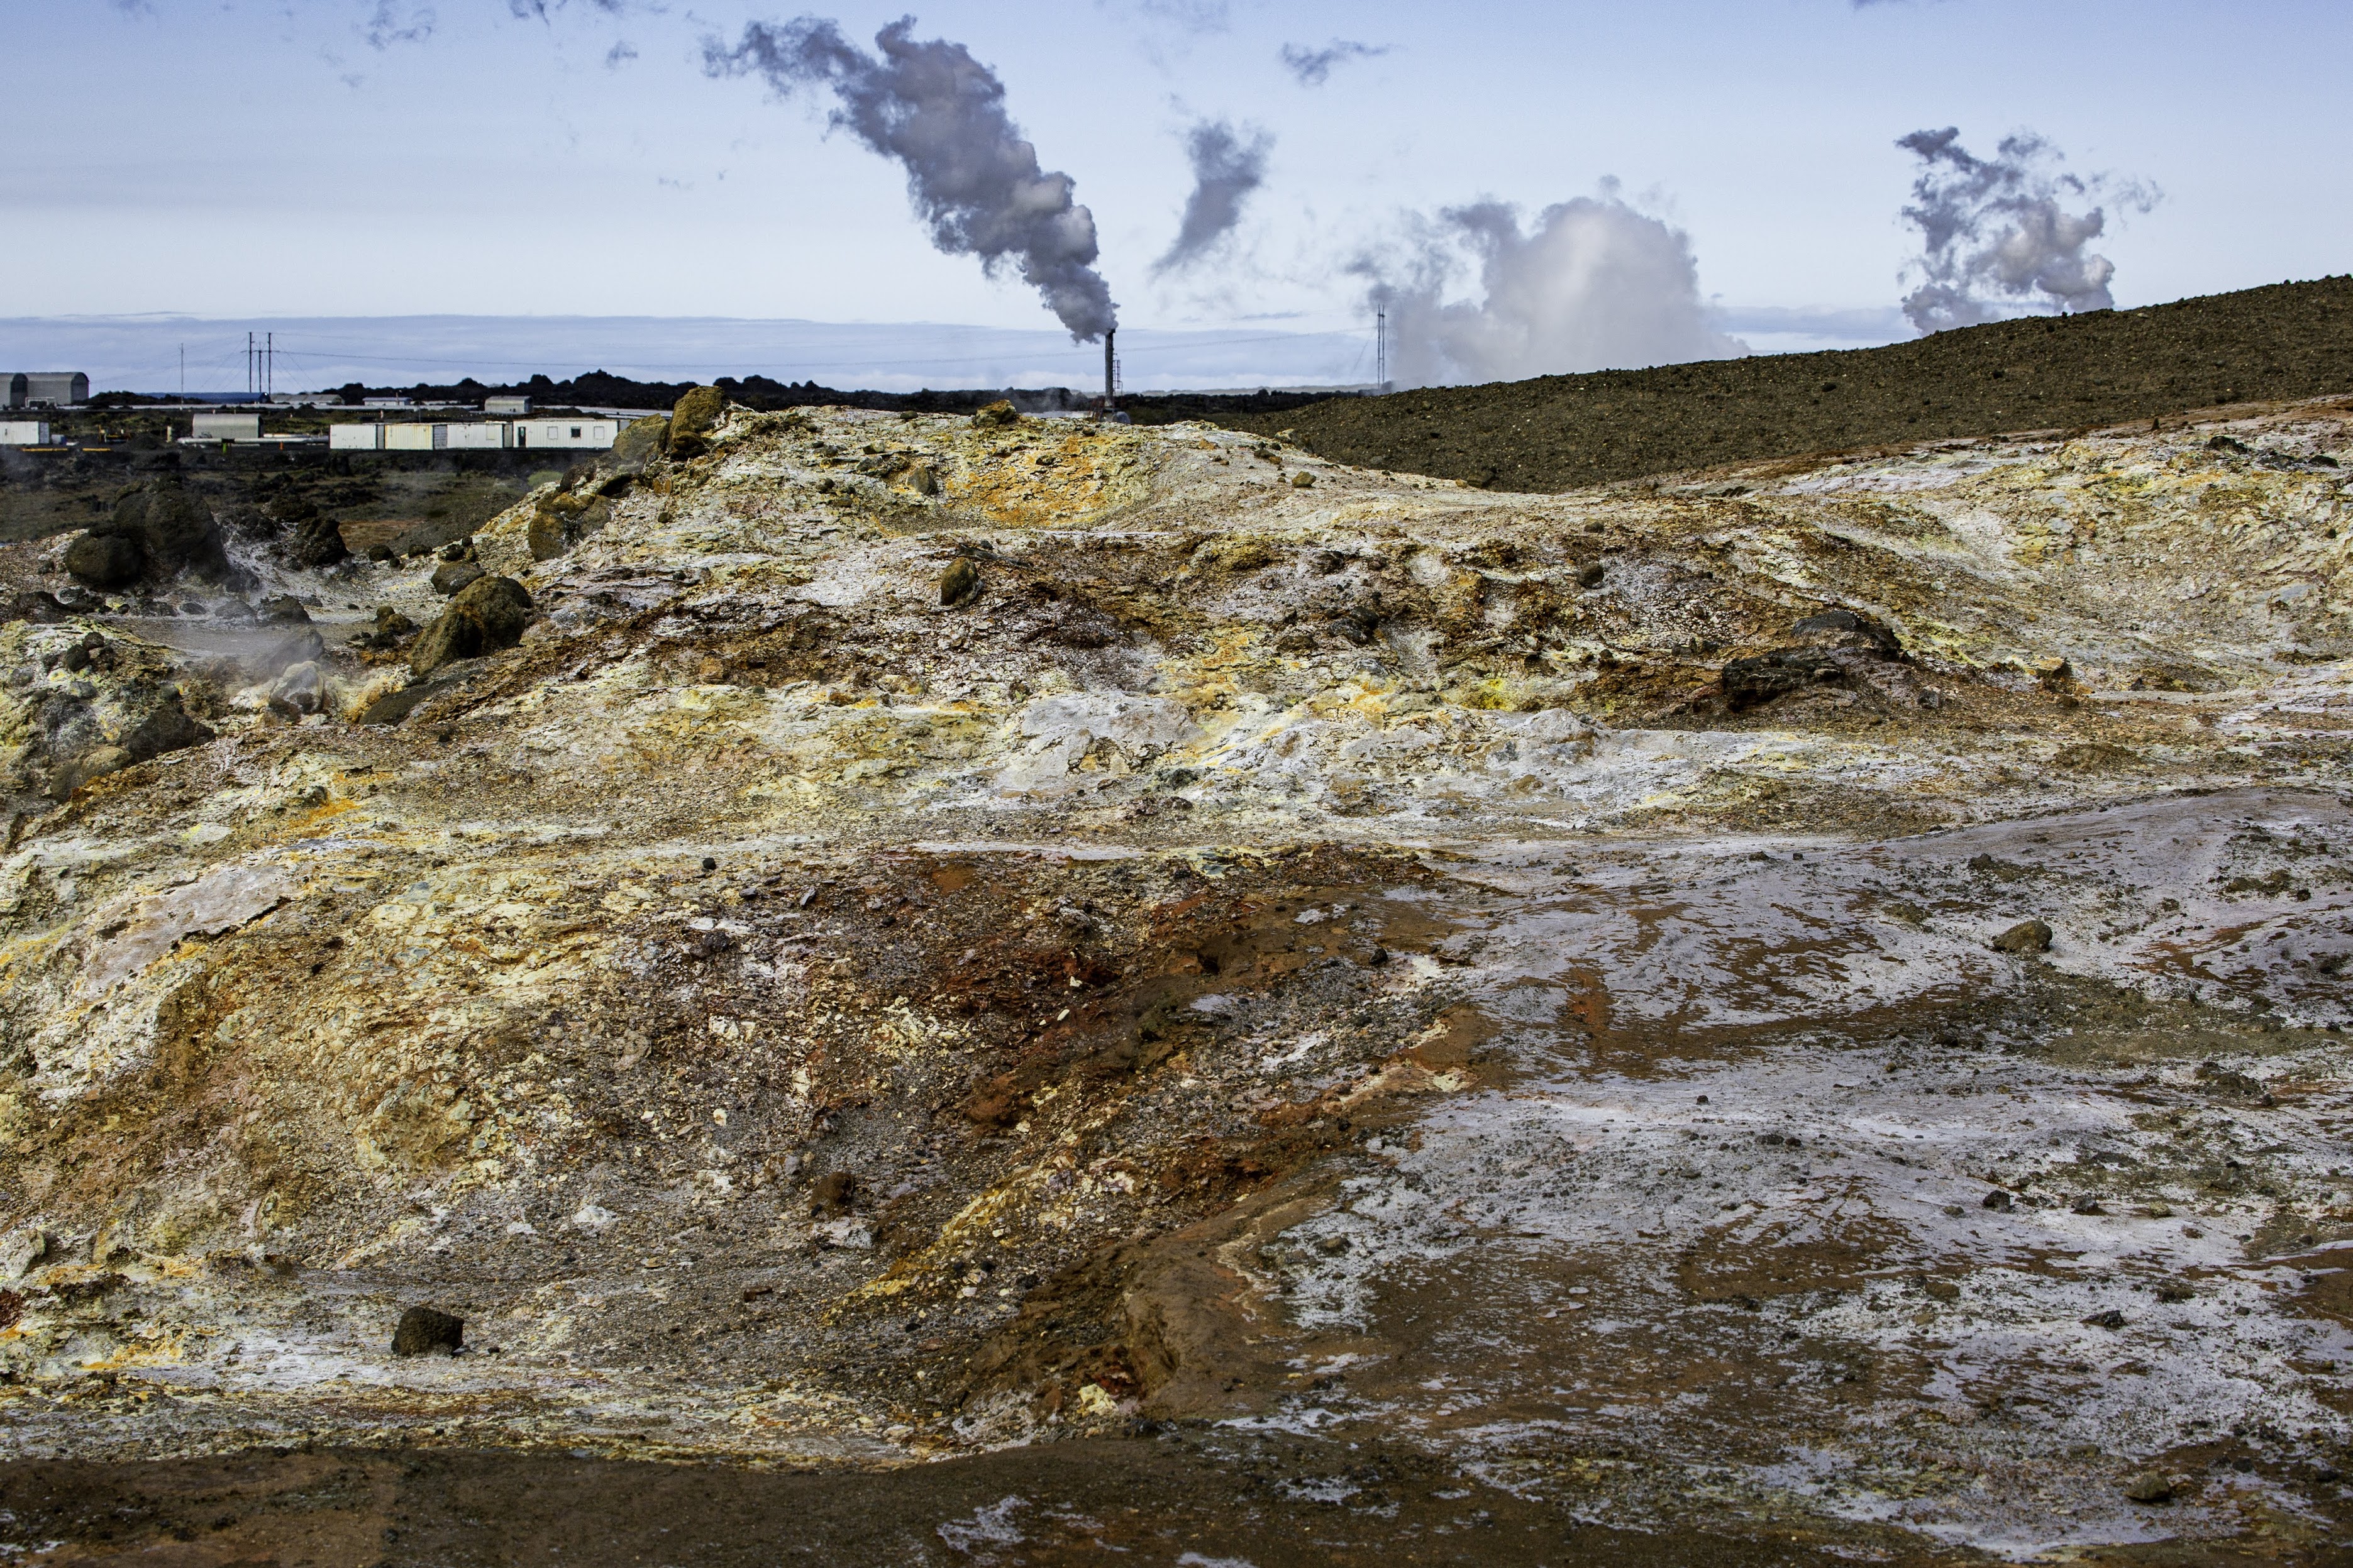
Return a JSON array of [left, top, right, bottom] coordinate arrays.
[[704, 16, 1117, 342], [1896, 126, 2157, 333], [1154, 119, 1270, 275], [1361, 189, 1745, 389], [1280, 39, 1384, 86]]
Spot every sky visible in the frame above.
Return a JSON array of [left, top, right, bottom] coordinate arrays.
[[6, 0, 2349, 392]]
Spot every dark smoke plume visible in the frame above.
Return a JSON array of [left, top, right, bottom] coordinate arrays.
[[1280, 38, 1384, 86], [1896, 126, 2157, 334], [704, 16, 1117, 342], [1154, 119, 1270, 275]]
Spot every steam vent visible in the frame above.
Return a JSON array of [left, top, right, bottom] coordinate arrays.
[[4, 389, 2352, 1560]]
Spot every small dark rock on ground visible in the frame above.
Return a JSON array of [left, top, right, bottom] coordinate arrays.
[[392, 1306, 465, 1357], [1991, 919, 2053, 954]]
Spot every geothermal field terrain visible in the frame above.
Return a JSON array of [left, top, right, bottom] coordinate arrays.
[[1, 310, 2350, 1563]]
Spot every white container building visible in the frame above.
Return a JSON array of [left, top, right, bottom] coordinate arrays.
[[515, 418, 616, 450], [0, 421, 52, 446], [191, 411, 262, 441], [323, 419, 615, 453]]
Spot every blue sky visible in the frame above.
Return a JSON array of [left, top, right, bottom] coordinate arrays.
[[6, 1, 2349, 389]]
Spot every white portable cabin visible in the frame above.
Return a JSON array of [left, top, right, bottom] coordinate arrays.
[[0, 421, 52, 446], [444, 422, 512, 450], [326, 419, 614, 453], [485, 395, 532, 416], [514, 418, 616, 450]]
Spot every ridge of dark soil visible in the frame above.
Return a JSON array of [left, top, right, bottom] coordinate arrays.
[[1210, 275, 2353, 492]]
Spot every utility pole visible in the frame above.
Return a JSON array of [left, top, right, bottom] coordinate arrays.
[[178, 344, 184, 399], [267, 331, 274, 398]]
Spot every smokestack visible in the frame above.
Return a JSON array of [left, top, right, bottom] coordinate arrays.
[[1104, 328, 1117, 407]]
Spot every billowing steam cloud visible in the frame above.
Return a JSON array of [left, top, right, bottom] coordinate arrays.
[[704, 16, 1116, 342], [1280, 39, 1385, 86], [1154, 119, 1270, 275], [1896, 127, 2157, 334], [1361, 189, 1745, 389]]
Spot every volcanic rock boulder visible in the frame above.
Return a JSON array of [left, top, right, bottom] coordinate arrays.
[[350, 606, 418, 652], [1991, 919, 2054, 954], [390, 1306, 463, 1357], [526, 508, 567, 562], [431, 559, 485, 597], [269, 495, 348, 568], [668, 385, 727, 460], [64, 482, 230, 588], [119, 693, 216, 763], [410, 575, 533, 678], [291, 513, 349, 567], [61, 533, 141, 589], [526, 494, 609, 561], [939, 558, 981, 607], [605, 414, 670, 475]]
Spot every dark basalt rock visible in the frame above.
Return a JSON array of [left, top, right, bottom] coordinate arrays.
[[411, 576, 533, 678], [62, 533, 142, 588], [1722, 607, 1907, 709], [120, 695, 216, 764], [1721, 648, 1849, 708], [939, 558, 982, 607], [391, 1305, 464, 1357], [431, 560, 485, 597]]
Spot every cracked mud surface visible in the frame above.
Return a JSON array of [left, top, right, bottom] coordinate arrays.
[[2, 397, 2350, 1564]]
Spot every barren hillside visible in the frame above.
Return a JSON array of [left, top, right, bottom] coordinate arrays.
[[1214, 277, 2353, 493], [1, 392, 2349, 1562]]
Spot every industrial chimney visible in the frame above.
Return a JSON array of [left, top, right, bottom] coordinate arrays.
[[1096, 329, 1129, 422]]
